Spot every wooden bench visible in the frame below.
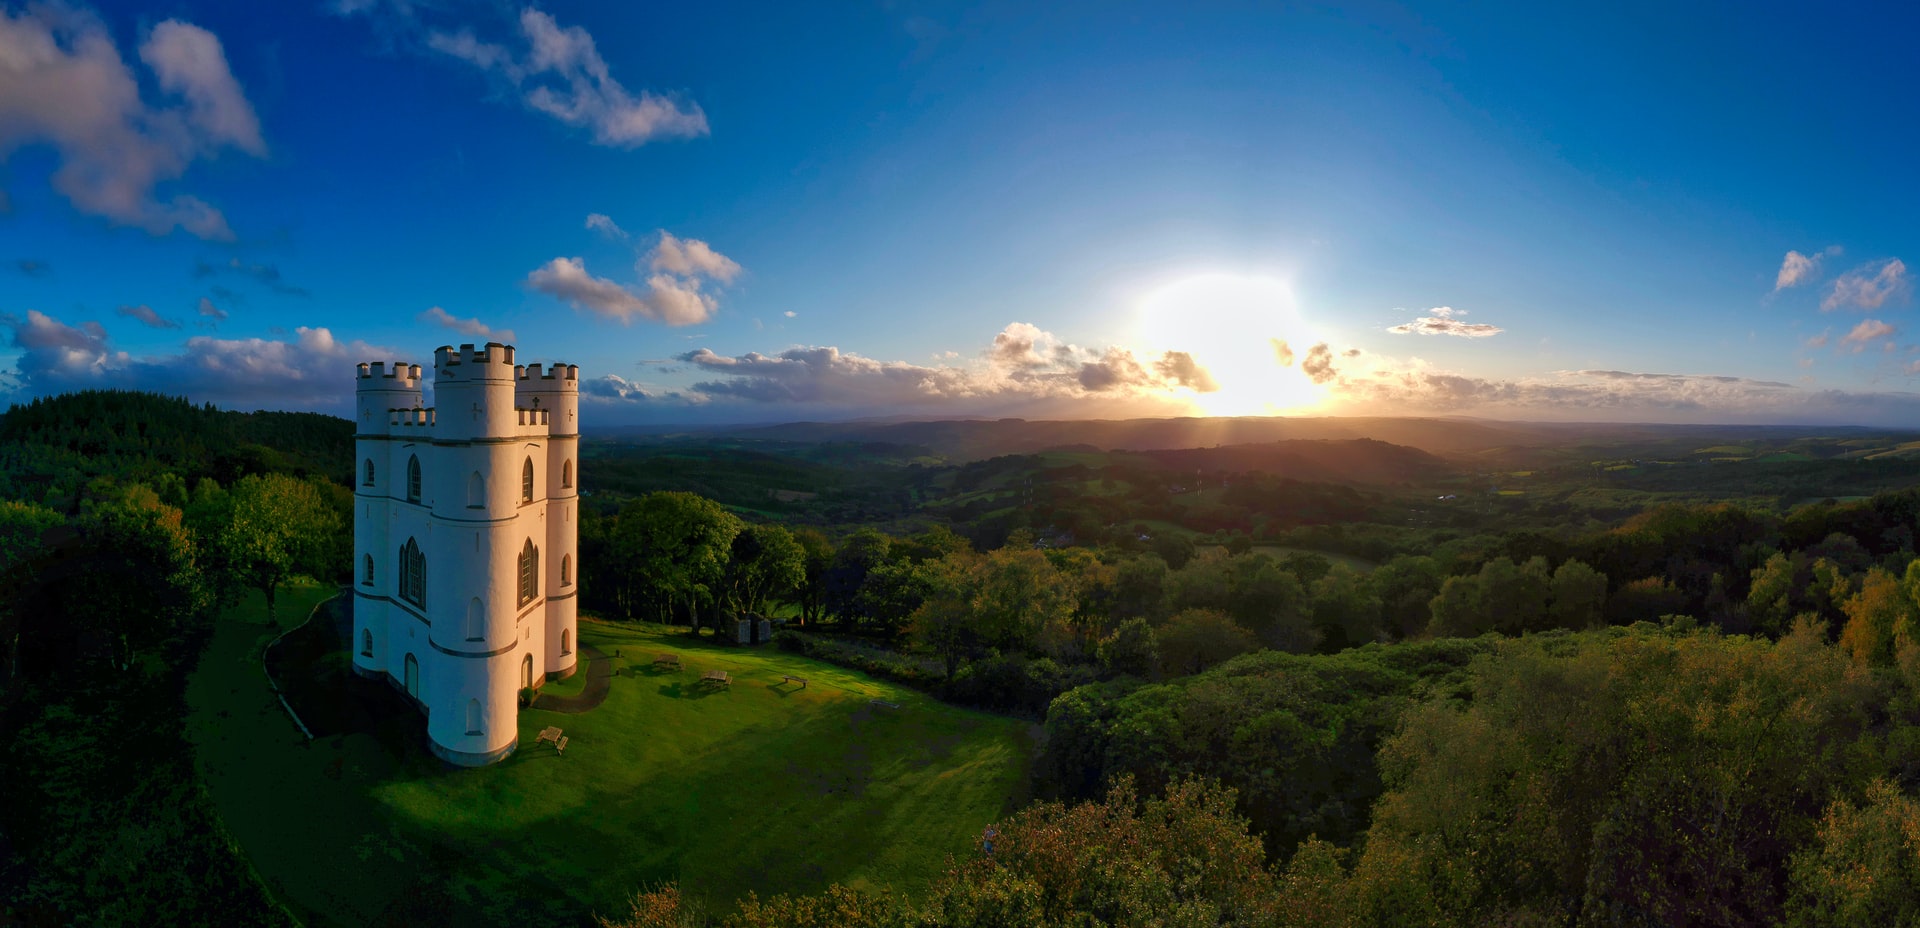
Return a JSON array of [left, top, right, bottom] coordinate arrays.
[[702, 669, 731, 688], [653, 653, 682, 670], [535, 725, 563, 746], [555, 736, 569, 756], [780, 674, 809, 689]]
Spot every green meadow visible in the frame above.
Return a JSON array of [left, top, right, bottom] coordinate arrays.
[[186, 583, 1030, 926]]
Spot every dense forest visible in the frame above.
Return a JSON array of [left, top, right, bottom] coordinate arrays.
[[13, 391, 1920, 926]]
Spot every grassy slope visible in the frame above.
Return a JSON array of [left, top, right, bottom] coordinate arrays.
[[187, 586, 1029, 926]]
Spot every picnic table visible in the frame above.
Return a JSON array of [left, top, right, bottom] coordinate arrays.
[[780, 674, 809, 689], [654, 653, 682, 670], [536, 725, 563, 746], [701, 669, 731, 688]]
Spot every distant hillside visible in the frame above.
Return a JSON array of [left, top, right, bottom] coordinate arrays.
[[713, 416, 1912, 465], [0, 390, 354, 505], [1134, 438, 1453, 484], [721, 415, 1534, 460]]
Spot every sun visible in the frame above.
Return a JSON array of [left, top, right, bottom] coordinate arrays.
[[1137, 273, 1328, 416]]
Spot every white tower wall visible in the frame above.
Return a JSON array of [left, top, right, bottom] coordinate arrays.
[[350, 343, 579, 767]]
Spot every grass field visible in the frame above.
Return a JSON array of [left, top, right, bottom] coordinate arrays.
[[186, 583, 1031, 926]]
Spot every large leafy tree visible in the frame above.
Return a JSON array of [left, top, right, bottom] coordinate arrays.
[[613, 491, 742, 628], [216, 473, 340, 620], [722, 522, 806, 616]]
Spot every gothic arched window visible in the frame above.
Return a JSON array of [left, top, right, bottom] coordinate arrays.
[[363, 554, 374, 586], [467, 471, 485, 508], [561, 628, 572, 655], [466, 698, 484, 736], [561, 554, 571, 586], [363, 459, 375, 486], [521, 653, 534, 690], [360, 629, 373, 657], [406, 455, 422, 503], [518, 538, 539, 607], [466, 597, 484, 641], [521, 457, 535, 503], [399, 537, 425, 608], [562, 459, 572, 489]]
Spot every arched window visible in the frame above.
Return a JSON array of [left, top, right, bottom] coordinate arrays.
[[465, 698, 483, 735], [404, 653, 420, 698], [521, 653, 534, 690], [521, 457, 535, 503], [466, 597, 484, 641], [518, 538, 539, 606], [360, 629, 373, 657], [363, 458, 375, 486], [562, 459, 573, 489], [406, 455, 422, 503], [561, 554, 571, 586], [467, 471, 485, 508], [363, 553, 374, 586], [398, 537, 425, 608], [561, 628, 571, 655]]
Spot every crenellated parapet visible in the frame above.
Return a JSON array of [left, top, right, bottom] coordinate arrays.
[[434, 342, 518, 380], [515, 363, 580, 390]]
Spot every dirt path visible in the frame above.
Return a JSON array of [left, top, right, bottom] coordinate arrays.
[[532, 645, 613, 713]]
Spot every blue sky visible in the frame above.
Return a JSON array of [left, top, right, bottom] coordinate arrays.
[[3, 0, 1918, 425]]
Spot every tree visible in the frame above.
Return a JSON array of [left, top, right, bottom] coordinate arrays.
[[1549, 558, 1610, 629], [1097, 618, 1159, 679], [1839, 566, 1919, 667], [1151, 532, 1195, 570], [824, 528, 893, 625], [1311, 563, 1383, 651], [1368, 555, 1442, 639], [722, 523, 805, 615], [907, 552, 980, 678], [1479, 555, 1550, 634], [1789, 780, 1920, 926], [218, 473, 340, 620], [613, 492, 742, 628], [1428, 573, 1487, 637], [1155, 608, 1258, 676], [790, 527, 834, 627]]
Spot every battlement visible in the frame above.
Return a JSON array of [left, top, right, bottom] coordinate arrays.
[[357, 361, 423, 386], [516, 363, 581, 390], [434, 342, 517, 377], [515, 407, 551, 426], [390, 407, 437, 427]]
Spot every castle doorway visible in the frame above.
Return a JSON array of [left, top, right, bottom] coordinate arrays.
[[404, 653, 419, 699], [522, 653, 533, 690]]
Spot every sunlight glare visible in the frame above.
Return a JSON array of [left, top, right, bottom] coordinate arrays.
[[1138, 274, 1327, 415]]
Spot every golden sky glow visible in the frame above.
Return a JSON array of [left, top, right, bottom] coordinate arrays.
[[1137, 273, 1329, 416]]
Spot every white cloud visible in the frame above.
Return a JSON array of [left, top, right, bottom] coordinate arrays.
[[649, 231, 740, 282], [1387, 306, 1503, 337], [2, 311, 392, 411], [197, 297, 227, 320], [1775, 245, 1844, 291], [1840, 319, 1896, 351], [418, 306, 516, 343], [0, 8, 262, 238], [783, 310, 797, 318], [116, 304, 180, 329], [417, 8, 707, 148], [646, 322, 1220, 415], [527, 231, 740, 326], [1823, 258, 1909, 312], [585, 212, 627, 238]]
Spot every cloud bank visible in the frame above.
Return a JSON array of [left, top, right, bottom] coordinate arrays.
[[338, 4, 706, 148], [418, 306, 515, 343], [1387, 306, 1503, 338], [528, 229, 739, 326], [2, 310, 390, 411], [0, 7, 264, 238]]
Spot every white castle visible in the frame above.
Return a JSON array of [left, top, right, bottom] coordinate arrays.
[[351, 343, 580, 766]]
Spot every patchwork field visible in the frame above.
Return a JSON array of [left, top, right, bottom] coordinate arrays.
[[186, 584, 1031, 926]]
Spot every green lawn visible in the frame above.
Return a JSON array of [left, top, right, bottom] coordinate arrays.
[[186, 584, 1031, 926]]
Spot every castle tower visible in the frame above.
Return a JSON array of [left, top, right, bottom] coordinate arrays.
[[351, 343, 580, 766]]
